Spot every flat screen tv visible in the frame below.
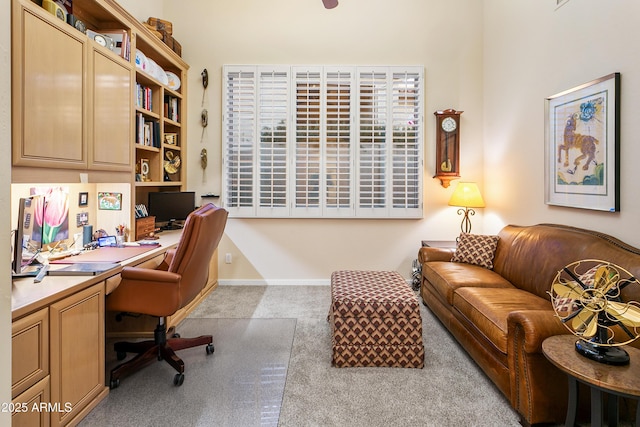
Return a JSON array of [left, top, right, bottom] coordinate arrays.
[[12, 195, 44, 277], [148, 191, 196, 230]]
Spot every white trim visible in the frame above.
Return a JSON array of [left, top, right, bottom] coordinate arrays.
[[218, 277, 413, 286], [218, 279, 331, 286]]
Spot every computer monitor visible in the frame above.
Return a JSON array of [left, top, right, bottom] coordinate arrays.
[[12, 195, 44, 276], [147, 191, 196, 230]]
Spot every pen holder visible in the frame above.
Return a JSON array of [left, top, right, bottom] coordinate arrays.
[[116, 233, 125, 247]]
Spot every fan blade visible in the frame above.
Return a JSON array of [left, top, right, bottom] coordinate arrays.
[[553, 282, 583, 300], [607, 301, 640, 327], [594, 265, 620, 293], [571, 308, 596, 335]]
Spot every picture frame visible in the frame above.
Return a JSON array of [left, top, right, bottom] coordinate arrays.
[[98, 192, 122, 211], [78, 192, 88, 206], [544, 73, 620, 212]]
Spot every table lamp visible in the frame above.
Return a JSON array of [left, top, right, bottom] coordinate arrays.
[[448, 182, 485, 233]]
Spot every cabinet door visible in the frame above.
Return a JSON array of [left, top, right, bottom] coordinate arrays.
[[11, 377, 50, 427], [90, 48, 133, 171], [12, 2, 86, 168], [12, 308, 49, 398], [49, 283, 106, 427]]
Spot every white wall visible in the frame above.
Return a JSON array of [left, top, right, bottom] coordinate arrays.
[[1, 0, 11, 419], [121, 0, 485, 282], [483, 0, 640, 247]]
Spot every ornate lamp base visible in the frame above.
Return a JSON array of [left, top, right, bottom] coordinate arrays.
[[575, 339, 630, 366]]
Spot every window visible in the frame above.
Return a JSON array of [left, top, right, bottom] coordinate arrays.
[[223, 65, 423, 218]]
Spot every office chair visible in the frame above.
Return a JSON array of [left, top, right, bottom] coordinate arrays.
[[106, 203, 228, 388]]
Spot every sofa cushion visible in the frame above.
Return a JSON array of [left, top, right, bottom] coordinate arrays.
[[451, 233, 500, 269], [423, 261, 514, 305], [452, 287, 552, 353]]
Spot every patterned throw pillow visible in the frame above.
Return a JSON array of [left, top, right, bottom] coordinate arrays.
[[451, 233, 500, 270]]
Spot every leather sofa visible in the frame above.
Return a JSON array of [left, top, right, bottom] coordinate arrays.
[[418, 223, 640, 426]]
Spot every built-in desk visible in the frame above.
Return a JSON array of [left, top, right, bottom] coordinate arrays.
[[10, 230, 218, 426]]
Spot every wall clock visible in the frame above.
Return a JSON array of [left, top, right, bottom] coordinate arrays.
[[434, 109, 463, 188]]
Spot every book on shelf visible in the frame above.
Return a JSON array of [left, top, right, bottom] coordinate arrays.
[[164, 96, 179, 122], [136, 84, 153, 111]]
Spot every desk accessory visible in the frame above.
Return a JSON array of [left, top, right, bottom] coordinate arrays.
[[48, 262, 120, 276], [550, 259, 640, 365]]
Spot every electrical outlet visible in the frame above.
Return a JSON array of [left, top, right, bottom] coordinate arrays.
[[225, 253, 232, 264]]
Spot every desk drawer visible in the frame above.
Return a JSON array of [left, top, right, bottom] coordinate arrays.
[[12, 308, 49, 398]]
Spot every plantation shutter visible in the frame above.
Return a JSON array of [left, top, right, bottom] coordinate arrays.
[[223, 67, 256, 216], [257, 68, 289, 216], [357, 69, 388, 216], [292, 68, 323, 216], [324, 68, 355, 216], [223, 65, 423, 219], [391, 69, 422, 214]]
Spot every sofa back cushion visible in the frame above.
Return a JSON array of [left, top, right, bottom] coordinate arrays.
[[493, 224, 640, 302]]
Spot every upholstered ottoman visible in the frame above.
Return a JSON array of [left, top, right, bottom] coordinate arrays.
[[329, 270, 424, 368]]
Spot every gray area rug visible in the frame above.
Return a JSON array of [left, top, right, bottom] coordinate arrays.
[[80, 286, 524, 426], [196, 285, 519, 425]]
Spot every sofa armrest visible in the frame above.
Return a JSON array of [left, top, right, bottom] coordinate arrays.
[[507, 310, 568, 353], [418, 246, 455, 263]]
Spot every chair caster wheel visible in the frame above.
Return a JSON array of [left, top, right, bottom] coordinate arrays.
[[206, 344, 214, 355], [174, 373, 184, 386], [110, 378, 120, 389], [116, 351, 126, 361]]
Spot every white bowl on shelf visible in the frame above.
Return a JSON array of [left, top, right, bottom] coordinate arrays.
[[166, 71, 181, 90]]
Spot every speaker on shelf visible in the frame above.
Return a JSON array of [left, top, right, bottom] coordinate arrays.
[[82, 224, 93, 246]]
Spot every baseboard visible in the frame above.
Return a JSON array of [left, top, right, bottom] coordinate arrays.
[[218, 277, 412, 286], [218, 279, 330, 286]]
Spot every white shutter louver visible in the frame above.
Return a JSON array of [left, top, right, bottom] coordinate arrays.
[[358, 70, 388, 212], [258, 70, 289, 213], [392, 70, 421, 210], [325, 70, 354, 214], [294, 70, 322, 213], [224, 69, 256, 213]]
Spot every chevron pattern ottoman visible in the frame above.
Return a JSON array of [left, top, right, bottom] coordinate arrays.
[[329, 270, 424, 368]]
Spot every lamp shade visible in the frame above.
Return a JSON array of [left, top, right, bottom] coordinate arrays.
[[448, 182, 485, 208]]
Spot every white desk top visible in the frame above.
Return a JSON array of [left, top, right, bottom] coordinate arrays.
[[11, 230, 182, 320]]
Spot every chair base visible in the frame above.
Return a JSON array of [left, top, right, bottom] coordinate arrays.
[[109, 321, 214, 389]]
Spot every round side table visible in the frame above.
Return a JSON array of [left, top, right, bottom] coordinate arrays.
[[542, 334, 640, 427]]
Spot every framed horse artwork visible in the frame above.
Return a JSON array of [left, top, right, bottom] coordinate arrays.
[[544, 72, 620, 211]]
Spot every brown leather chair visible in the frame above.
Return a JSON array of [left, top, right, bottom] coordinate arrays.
[[106, 203, 228, 388]]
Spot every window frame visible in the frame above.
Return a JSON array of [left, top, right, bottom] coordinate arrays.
[[222, 65, 424, 219]]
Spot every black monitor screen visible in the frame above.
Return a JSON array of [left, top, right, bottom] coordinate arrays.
[[148, 191, 196, 228]]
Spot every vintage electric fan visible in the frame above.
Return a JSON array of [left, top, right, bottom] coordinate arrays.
[[163, 151, 181, 179], [550, 259, 640, 365]]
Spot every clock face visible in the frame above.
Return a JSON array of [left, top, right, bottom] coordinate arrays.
[[441, 117, 457, 133], [94, 35, 107, 47]]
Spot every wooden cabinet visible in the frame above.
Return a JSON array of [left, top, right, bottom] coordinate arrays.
[[49, 283, 107, 427], [11, 283, 108, 427], [12, 2, 87, 169], [11, 0, 190, 229], [90, 47, 133, 171]]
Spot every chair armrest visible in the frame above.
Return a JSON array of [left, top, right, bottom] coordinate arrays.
[[121, 266, 180, 283], [418, 246, 455, 263], [507, 310, 568, 353]]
